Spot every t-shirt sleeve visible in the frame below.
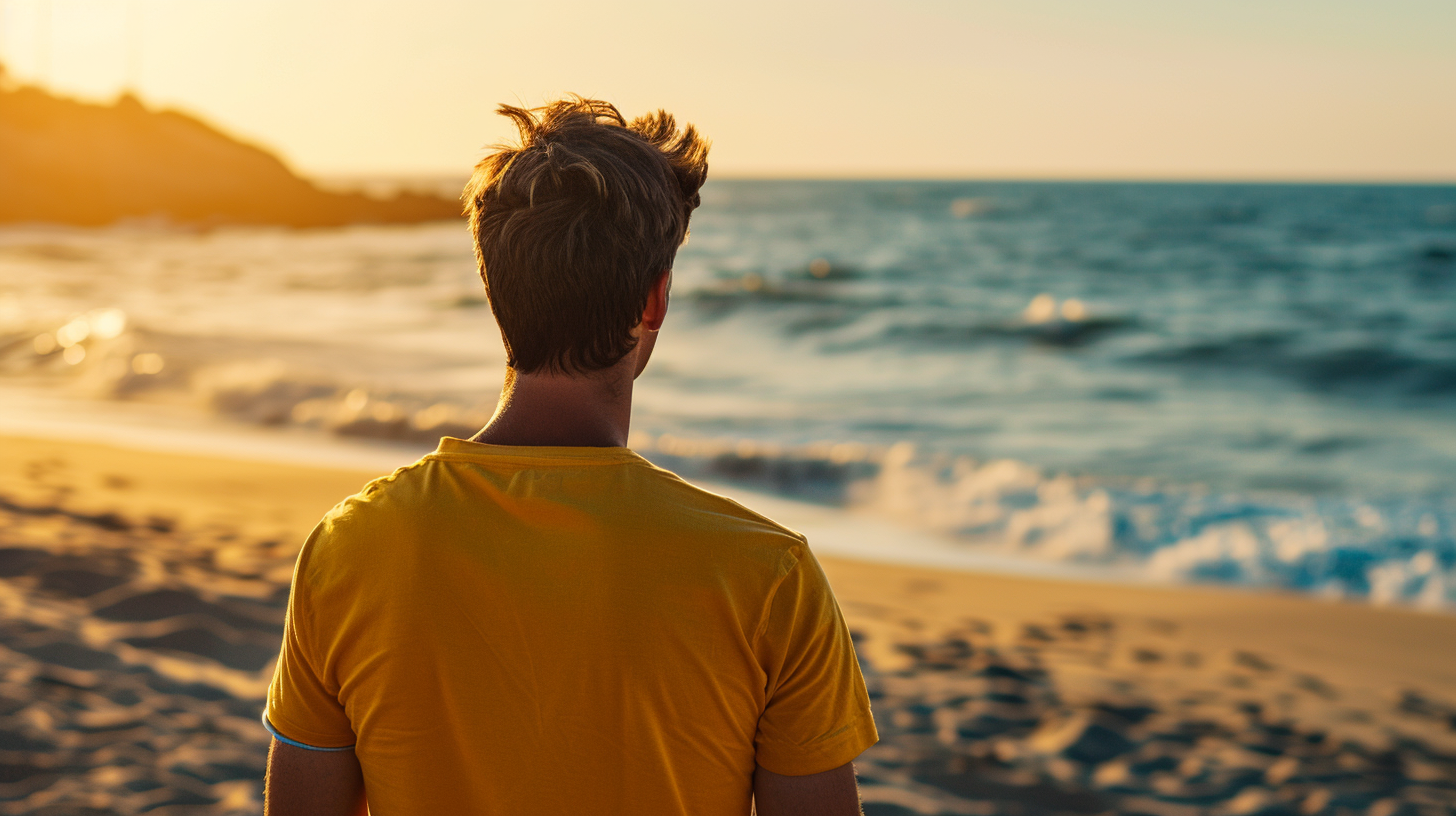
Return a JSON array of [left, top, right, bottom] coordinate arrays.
[[264, 524, 356, 749], [753, 543, 878, 775]]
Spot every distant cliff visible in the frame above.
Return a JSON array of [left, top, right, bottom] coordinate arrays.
[[0, 81, 461, 227]]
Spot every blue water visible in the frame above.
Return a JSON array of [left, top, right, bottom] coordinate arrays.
[[2, 180, 1454, 606], [661, 181, 1456, 495]]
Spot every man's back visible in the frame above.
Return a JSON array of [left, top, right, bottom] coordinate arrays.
[[265, 438, 876, 815]]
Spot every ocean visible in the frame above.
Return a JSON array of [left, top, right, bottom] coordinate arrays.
[[2, 180, 1454, 608]]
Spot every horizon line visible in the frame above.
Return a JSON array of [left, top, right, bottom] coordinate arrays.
[[314, 170, 1456, 187]]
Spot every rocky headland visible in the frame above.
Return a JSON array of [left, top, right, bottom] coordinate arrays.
[[0, 75, 459, 228]]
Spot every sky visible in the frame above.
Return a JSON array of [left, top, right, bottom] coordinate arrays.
[[0, 0, 1453, 181]]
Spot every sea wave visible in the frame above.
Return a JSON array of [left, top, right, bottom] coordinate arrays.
[[1136, 335, 1456, 396], [678, 275, 1456, 399], [647, 436, 1456, 610]]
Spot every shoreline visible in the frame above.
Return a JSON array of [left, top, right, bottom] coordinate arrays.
[[1, 405, 1452, 611], [0, 397, 1212, 591], [2, 429, 1451, 695]]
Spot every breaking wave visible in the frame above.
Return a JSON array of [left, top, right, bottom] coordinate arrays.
[[643, 435, 1456, 610]]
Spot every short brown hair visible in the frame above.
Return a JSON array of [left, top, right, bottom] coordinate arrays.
[[463, 96, 709, 374]]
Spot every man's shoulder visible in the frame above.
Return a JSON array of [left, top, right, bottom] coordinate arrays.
[[308, 457, 436, 539], [627, 464, 813, 578], [642, 466, 805, 543], [308, 451, 808, 563]]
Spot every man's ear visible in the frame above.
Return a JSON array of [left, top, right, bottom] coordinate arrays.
[[642, 270, 672, 332]]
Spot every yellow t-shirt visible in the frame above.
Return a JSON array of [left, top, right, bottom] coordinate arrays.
[[265, 438, 877, 815]]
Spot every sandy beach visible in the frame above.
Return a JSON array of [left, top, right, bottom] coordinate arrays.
[[1, 434, 1452, 815]]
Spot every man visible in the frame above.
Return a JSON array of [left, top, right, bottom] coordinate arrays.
[[262, 97, 877, 815]]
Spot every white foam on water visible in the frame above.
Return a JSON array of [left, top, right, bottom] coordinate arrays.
[[692, 479, 1151, 586]]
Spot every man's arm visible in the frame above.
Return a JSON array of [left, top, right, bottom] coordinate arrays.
[[264, 739, 367, 816], [753, 761, 862, 816]]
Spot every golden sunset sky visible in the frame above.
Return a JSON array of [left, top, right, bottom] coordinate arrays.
[[1, 0, 1453, 180]]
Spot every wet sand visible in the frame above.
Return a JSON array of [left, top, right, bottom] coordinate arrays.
[[0, 435, 1452, 815]]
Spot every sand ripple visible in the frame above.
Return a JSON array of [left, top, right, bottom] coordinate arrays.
[[0, 496, 284, 814], [851, 615, 1456, 816]]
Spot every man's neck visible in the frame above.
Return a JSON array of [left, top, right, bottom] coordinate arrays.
[[470, 364, 635, 448]]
